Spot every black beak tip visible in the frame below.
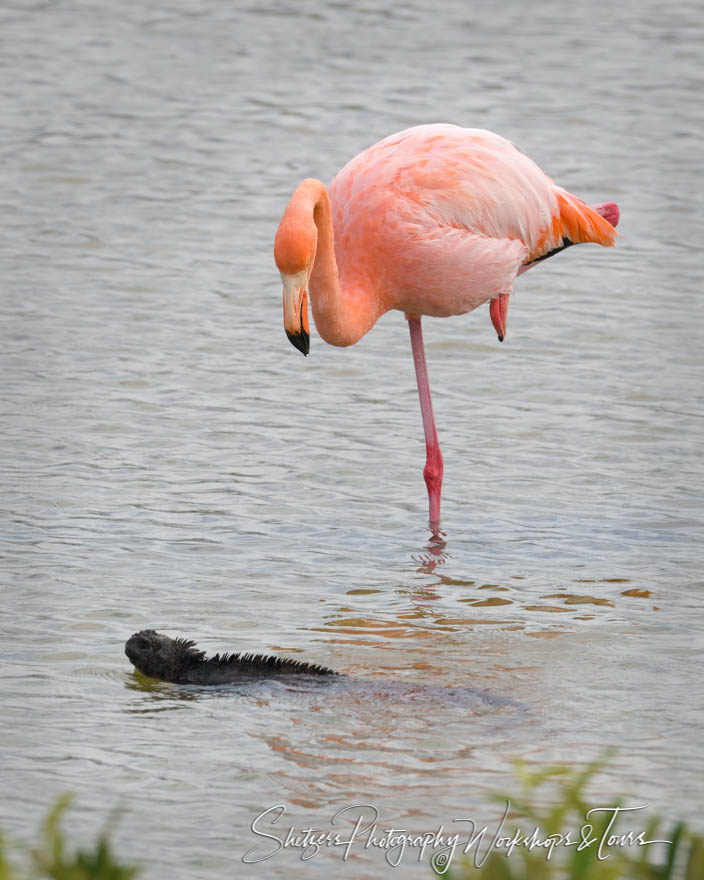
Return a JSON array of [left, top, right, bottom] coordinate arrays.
[[497, 334, 504, 343], [286, 330, 310, 356]]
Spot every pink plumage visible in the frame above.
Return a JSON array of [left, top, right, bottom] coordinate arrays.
[[328, 125, 616, 319], [274, 124, 619, 529]]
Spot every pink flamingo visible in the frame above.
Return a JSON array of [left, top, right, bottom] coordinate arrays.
[[274, 124, 619, 530]]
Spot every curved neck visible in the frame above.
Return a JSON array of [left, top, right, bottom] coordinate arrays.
[[287, 179, 384, 347]]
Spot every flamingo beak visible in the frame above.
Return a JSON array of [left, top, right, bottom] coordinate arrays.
[[281, 271, 310, 356], [490, 293, 510, 342]]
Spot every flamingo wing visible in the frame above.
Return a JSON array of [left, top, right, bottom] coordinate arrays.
[[329, 125, 616, 317]]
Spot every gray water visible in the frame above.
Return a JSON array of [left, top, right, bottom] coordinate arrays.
[[1, 0, 703, 877]]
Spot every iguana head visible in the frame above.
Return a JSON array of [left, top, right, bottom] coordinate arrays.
[[125, 630, 204, 682]]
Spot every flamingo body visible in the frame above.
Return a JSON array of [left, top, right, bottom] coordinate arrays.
[[331, 126, 546, 318], [274, 124, 619, 529]]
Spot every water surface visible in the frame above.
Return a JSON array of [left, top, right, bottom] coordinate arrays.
[[1, 0, 702, 877]]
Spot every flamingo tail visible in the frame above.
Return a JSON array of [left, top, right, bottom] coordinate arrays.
[[555, 190, 619, 246]]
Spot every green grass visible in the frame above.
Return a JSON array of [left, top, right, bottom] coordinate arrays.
[[437, 755, 704, 879], [0, 795, 138, 880], [2, 760, 701, 879]]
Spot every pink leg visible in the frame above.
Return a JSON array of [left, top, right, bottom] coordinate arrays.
[[407, 315, 444, 530]]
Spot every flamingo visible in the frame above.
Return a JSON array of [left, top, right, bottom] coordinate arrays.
[[274, 124, 619, 531]]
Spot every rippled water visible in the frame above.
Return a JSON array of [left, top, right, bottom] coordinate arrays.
[[1, 0, 702, 877]]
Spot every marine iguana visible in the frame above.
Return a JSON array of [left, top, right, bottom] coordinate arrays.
[[125, 631, 522, 715], [125, 630, 338, 685]]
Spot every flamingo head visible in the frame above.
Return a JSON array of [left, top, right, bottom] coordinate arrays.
[[274, 213, 315, 356]]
